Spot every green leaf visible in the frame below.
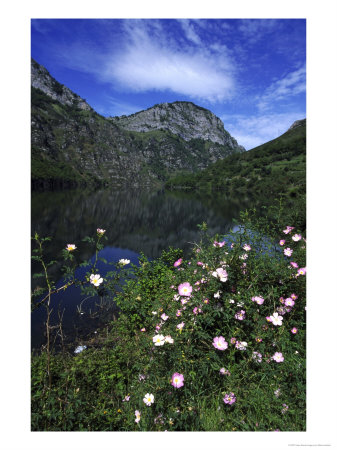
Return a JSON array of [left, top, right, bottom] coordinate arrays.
[[33, 272, 45, 279]]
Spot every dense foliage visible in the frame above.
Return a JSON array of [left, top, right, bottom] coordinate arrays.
[[166, 121, 306, 203], [31, 208, 306, 431]]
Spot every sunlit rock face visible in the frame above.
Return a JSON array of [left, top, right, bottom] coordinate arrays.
[[31, 58, 92, 111], [31, 59, 245, 187], [109, 101, 245, 150]]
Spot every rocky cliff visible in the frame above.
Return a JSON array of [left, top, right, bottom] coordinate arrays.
[[31, 59, 92, 111], [31, 59, 245, 188], [288, 119, 306, 131], [109, 102, 244, 150]]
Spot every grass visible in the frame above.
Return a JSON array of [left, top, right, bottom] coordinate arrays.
[[31, 204, 306, 431]]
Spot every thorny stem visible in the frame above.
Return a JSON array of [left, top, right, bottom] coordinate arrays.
[[34, 281, 75, 309], [37, 238, 53, 389]]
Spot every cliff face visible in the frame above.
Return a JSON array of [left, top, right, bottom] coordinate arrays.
[[31, 59, 245, 187], [288, 119, 306, 131], [110, 102, 244, 150], [31, 59, 92, 111]]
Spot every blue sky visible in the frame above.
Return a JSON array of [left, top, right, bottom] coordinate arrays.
[[31, 18, 306, 149]]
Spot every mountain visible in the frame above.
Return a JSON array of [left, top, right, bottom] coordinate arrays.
[[109, 102, 244, 150], [31, 59, 92, 112], [166, 118, 306, 203], [31, 59, 245, 189]]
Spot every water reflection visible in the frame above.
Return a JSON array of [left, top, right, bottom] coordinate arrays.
[[32, 189, 247, 269], [31, 188, 249, 349]]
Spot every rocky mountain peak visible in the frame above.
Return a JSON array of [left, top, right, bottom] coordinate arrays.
[[31, 59, 246, 188], [288, 119, 306, 131], [110, 101, 245, 150], [31, 58, 92, 111]]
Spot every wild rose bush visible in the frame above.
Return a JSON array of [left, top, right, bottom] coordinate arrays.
[[109, 221, 306, 431], [31, 215, 306, 431]]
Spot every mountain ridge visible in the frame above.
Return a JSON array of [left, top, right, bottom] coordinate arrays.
[[31, 59, 245, 188], [109, 101, 245, 150], [166, 117, 306, 212]]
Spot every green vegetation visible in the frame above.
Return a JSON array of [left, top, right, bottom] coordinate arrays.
[[31, 83, 243, 189], [31, 148, 104, 189], [31, 206, 306, 431], [166, 121, 306, 224]]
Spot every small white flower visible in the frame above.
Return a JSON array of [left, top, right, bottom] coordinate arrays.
[[90, 273, 103, 287], [274, 389, 281, 398], [236, 341, 247, 351], [74, 345, 87, 354], [212, 268, 228, 282], [270, 312, 283, 326], [153, 334, 165, 346], [165, 335, 174, 344], [214, 290, 222, 298], [143, 393, 154, 406], [119, 258, 130, 266], [135, 410, 141, 423], [229, 299, 235, 304]]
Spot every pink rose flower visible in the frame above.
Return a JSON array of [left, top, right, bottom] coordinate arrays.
[[272, 352, 284, 363], [178, 282, 193, 297], [171, 372, 184, 388], [212, 336, 228, 350], [174, 258, 183, 268]]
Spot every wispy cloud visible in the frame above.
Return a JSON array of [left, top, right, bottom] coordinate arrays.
[[31, 20, 51, 35], [103, 21, 236, 103], [257, 66, 306, 111], [50, 20, 237, 103], [238, 19, 280, 44], [222, 112, 306, 150], [95, 97, 143, 117], [178, 19, 202, 45]]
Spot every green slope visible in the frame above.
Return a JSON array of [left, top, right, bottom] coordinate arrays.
[[166, 120, 306, 199]]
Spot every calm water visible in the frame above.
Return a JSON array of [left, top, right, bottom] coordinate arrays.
[[31, 188, 250, 350]]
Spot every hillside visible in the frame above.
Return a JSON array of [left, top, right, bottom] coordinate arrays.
[[166, 119, 306, 198], [31, 59, 244, 188], [109, 101, 244, 150]]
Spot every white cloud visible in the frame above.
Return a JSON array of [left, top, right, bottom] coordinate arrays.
[[100, 22, 236, 103], [105, 47, 234, 102], [222, 112, 306, 150], [51, 20, 237, 104], [178, 19, 202, 45], [257, 66, 306, 111]]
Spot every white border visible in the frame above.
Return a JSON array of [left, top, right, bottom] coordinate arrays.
[[1, 1, 337, 449]]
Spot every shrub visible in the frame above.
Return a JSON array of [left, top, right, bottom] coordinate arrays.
[[31, 211, 306, 431]]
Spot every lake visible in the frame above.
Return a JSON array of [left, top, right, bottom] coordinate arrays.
[[31, 187, 250, 350]]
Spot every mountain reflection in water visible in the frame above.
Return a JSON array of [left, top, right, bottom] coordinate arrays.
[[31, 188, 249, 349]]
